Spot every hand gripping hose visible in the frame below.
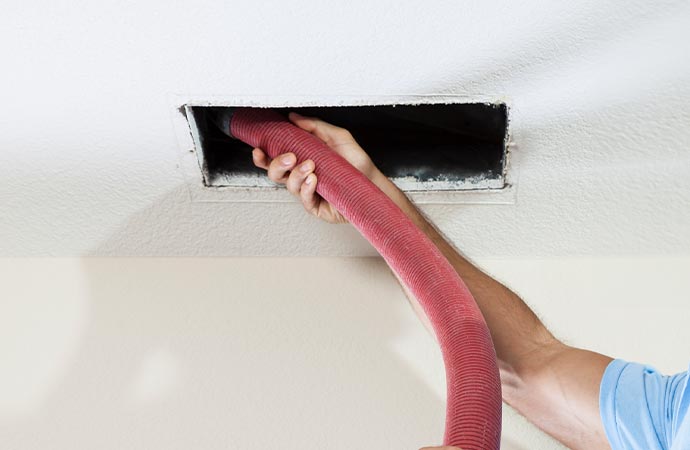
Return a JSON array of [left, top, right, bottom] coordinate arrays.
[[217, 107, 502, 449]]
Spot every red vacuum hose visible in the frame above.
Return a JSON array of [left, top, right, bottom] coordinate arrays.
[[225, 107, 502, 449]]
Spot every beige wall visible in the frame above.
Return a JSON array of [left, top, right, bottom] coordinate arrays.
[[1, 257, 688, 449]]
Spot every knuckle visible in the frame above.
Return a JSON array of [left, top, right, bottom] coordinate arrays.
[[301, 189, 313, 204], [286, 179, 299, 194], [288, 171, 306, 193], [299, 160, 313, 173], [267, 167, 285, 182], [334, 128, 352, 139]]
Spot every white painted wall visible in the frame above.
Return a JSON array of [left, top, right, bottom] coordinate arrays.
[[2, 257, 688, 449], [1, 0, 689, 257]]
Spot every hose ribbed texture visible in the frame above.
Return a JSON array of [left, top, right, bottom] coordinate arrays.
[[230, 107, 502, 449]]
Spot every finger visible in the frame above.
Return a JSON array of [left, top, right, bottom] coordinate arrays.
[[286, 159, 314, 196], [252, 148, 270, 170], [266, 152, 297, 183], [299, 173, 319, 216], [288, 112, 354, 147]]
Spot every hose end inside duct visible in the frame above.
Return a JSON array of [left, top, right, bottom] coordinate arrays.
[[209, 107, 236, 139]]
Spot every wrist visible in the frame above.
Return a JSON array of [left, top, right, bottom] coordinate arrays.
[[367, 166, 386, 186], [358, 159, 381, 182], [369, 170, 414, 211], [370, 171, 434, 234], [369, 169, 403, 203]]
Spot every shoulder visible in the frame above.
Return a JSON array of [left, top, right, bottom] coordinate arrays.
[[599, 359, 689, 450]]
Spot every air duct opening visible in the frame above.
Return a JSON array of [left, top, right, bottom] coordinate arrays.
[[186, 103, 509, 191]]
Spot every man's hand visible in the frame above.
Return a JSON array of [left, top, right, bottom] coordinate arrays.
[[252, 112, 380, 224]]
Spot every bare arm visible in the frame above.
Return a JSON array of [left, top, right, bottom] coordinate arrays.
[[370, 171, 613, 449], [253, 113, 613, 450]]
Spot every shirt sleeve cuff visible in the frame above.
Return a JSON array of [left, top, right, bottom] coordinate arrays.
[[600, 358, 629, 449]]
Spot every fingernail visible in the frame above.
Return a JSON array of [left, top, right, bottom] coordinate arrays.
[[300, 162, 312, 173], [305, 175, 313, 185], [282, 155, 293, 165]]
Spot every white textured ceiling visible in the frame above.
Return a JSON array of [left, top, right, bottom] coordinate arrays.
[[1, 0, 689, 257]]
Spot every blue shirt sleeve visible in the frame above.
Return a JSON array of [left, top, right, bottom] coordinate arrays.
[[600, 359, 689, 450]]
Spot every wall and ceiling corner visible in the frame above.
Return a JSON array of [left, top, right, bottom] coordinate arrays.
[[1, 2, 690, 450]]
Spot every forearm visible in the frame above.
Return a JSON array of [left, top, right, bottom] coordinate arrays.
[[370, 171, 559, 372], [371, 170, 613, 448]]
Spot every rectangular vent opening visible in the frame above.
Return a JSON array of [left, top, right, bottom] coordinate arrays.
[[186, 103, 509, 191]]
